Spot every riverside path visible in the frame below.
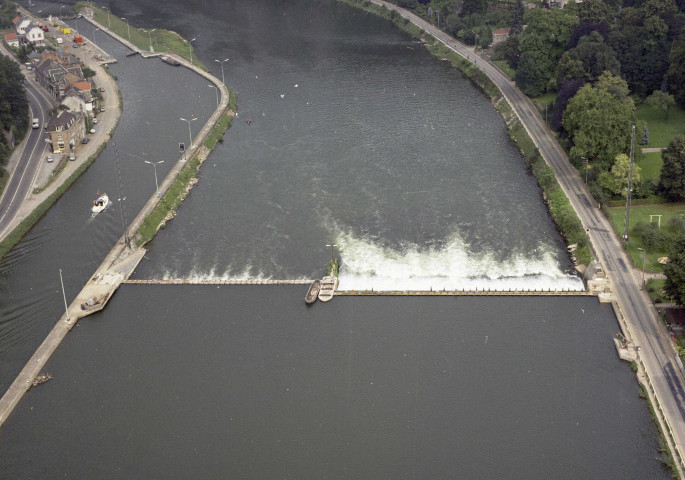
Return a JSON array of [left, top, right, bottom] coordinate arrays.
[[369, 0, 685, 475]]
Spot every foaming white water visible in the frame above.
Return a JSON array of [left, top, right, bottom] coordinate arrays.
[[158, 264, 312, 283], [335, 231, 585, 292]]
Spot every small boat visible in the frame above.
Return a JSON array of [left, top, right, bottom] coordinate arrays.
[[92, 193, 109, 213], [318, 275, 338, 303], [305, 280, 321, 304], [160, 55, 181, 66]]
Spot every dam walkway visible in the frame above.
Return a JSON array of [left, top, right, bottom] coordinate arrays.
[[122, 279, 596, 296]]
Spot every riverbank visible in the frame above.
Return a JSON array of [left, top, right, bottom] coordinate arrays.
[[0, 12, 236, 429], [0, 8, 122, 259], [337, 0, 592, 269]]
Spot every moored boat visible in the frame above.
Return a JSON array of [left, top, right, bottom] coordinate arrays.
[[92, 193, 109, 213], [160, 55, 181, 66], [318, 275, 338, 302], [305, 280, 321, 304]]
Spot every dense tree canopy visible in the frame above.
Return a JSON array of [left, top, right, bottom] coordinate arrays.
[[556, 32, 620, 85], [664, 237, 685, 305], [0, 56, 29, 168], [515, 8, 579, 96], [562, 77, 635, 170], [597, 153, 641, 196], [658, 135, 685, 200], [667, 35, 685, 108], [609, 10, 670, 98], [0, 0, 16, 29]]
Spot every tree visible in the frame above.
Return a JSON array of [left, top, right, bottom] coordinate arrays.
[[658, 135, 685, 200], [663, 237, 685, 305], [510, 0, 524, 35], [556, 32, 620, 85], [0, 56, 29, 166], [0, 0, 17, 29], [578, 0, 612, 25], [562, 81, 635, 170], [549, 78, 585, 131], [609, 11, 670, 98], [597, 153, 641, 196], [645, 90, 675, 119], [515, 8, 579, 96], [667, 35, 685, 108]]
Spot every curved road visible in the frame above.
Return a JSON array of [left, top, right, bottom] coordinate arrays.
[[0, 50, 56, 240], [371, 0, 685, 472]]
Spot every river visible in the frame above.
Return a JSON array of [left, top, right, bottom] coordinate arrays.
[[0, 0, 672, 478]]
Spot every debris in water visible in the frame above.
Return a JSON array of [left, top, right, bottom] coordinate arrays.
[[280, 94, 285, 98], [31, 373, 52, 388]]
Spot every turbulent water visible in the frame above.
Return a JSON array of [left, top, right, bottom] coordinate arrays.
[[0, 1, 671, 479], [124, 0, 583, 291]]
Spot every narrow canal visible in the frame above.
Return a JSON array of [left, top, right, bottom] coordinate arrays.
[[0, 1, 672, 478]]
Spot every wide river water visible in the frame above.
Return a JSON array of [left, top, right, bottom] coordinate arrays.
[[0, 0, 672, 478]]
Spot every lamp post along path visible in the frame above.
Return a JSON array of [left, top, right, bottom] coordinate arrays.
[[215, 58, 229, 86], [144, 160, 164, 197], [179, 117, 198, 151]]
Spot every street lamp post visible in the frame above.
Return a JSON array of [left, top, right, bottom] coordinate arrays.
[[179, 117, 197, 150], [121, 17, 130, 40], [208, 84, 219, 108], [141, 28, 156, 52], [188, 37, 197, 65], [144, 160, 165, 197], [103, 6, 111, 28], [637, 247, 646, 287], [93, 27, 99, 45], [582, 157, 588, 185], [325, 244, 338, 261], [59, 5, 65, 20], [59, 268, 70, 322], [214, 58, 229, 86]]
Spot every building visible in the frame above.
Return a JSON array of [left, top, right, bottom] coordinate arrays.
[[62, 82, 94, 114], [12, 16, 31, 36], [46, 110, 84, 154], [34, 50, 84, 100], [23, 23, 45, 47], [492, 27, 511, 45], [4, 33, 19, 47]]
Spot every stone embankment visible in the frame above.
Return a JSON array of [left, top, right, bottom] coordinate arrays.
[[0, 16, 233, 429]]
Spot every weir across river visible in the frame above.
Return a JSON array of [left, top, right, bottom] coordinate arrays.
[[122, 279, 595, 296]]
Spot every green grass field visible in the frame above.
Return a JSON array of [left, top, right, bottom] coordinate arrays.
[[80, 3, 207, 70], [608, 202, 685, 272], [636, 104, 685, 148], [637, 151, 662, 181]]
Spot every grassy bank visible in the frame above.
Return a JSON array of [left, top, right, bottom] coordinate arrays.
[[338, 0, 592, 267], [636, 104, 685, 149], [136, 107, 235, 247], [76, 3, 207, 70]]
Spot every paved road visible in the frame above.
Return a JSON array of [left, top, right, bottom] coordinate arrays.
[[371, 0, 685, 472], [0, 49, 56, 239]]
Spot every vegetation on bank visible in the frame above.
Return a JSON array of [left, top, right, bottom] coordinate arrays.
[[0, 55, 29, 187], [339, 0, 593, 267], [76, 3, 207, 71], [137, 108, 235, 247]]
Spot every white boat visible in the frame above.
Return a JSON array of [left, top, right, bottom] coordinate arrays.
[[91, 193, 109, 213]]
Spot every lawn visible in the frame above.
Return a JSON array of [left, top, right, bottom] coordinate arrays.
[[608, 202, 685, 272], [637, 151, 662, 181], [635, 104, 685, 148], [81, 4, 207, 70]]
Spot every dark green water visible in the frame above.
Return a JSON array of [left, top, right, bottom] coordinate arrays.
[[0, 1, 671, 478]]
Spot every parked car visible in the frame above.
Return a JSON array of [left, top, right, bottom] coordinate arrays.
[[69, 152, 76, 161], [99, 106, 105, 112], [81, 137, 90, 144], [32, 118, 39, 129], [90, 128, 96, 134], [46, 155, 53, 163], [92, 118, 98, 124], [56, 38, 63, 44]]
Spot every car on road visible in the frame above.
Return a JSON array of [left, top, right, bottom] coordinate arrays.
[[46, 155, 53, 163], [32, 118, 39, 129], [81, 137, 90, 144]]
